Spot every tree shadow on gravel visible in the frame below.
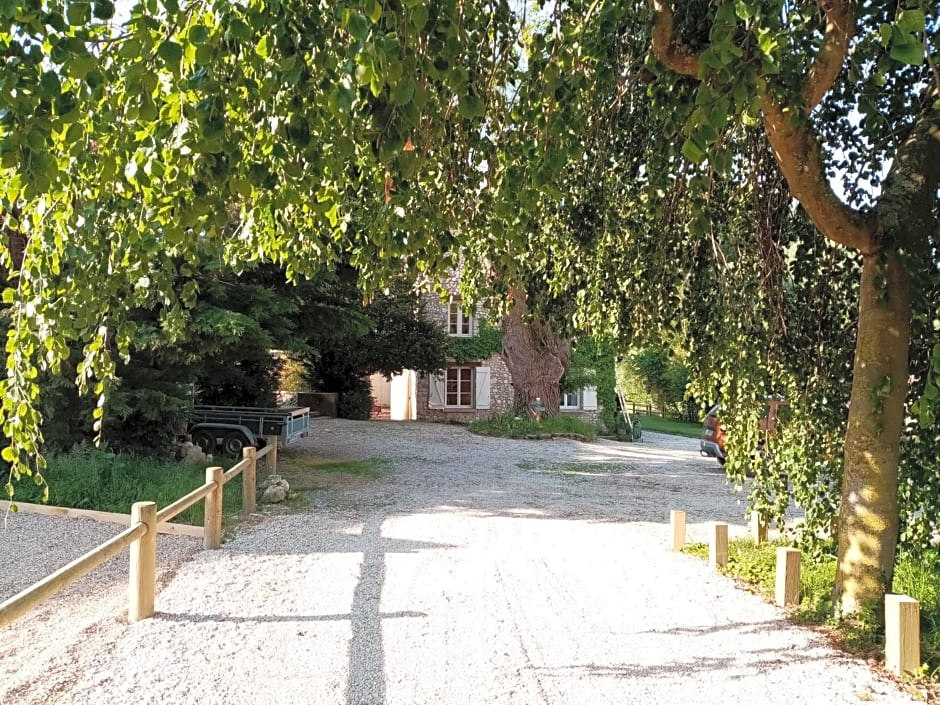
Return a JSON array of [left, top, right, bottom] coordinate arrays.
[[533, 649, 828, 681]]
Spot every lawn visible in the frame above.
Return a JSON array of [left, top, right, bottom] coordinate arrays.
[[635, 414, 701, 439]]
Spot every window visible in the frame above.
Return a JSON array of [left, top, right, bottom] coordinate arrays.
[[560, 391, 580, 409], [448, 299, 473, 336], [446, 367, 473, 407]]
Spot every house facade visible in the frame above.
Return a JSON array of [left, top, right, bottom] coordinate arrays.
[[369, 271, 606, 424]]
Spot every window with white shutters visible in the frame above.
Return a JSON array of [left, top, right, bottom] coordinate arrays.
[[446, 367, 473, 407]]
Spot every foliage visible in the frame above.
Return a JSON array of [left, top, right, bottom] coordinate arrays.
[[468, 413, 597, 440], [0, 0, 519, 492], [615, 358, 651, 405], [301, 282, 448, 418], [563, 338, 617, 430], [11, 444, 242, 524], [631, 348, 692, 419], [448, 322, 503, 364]]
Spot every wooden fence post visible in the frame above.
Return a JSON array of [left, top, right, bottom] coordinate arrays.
[[266, 435, 278, 474], [128, 501, 157, 622], [774, 547, 801, 607], [204, 466, 224, 550], [885, 594, 920, 676], [242, 446, 257, 515], [749, 511, 767, 545], [670, 510, 686, 551], [709, 522, 728, 568]]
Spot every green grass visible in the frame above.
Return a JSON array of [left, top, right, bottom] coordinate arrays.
[[683, 539, 940, 675], [516, 459, 635, 476], [10, 445, 243, 525], [635, 415, 702, 438], [278, 452, 390, 479], [469, 413, 597, 440]]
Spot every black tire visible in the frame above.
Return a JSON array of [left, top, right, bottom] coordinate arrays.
[[222, 431, 250, 459], [191, 429, 216, 455], [717, 456, 726, 466]]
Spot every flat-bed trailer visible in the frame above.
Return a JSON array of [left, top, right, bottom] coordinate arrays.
[[189, 405, 311, 458]]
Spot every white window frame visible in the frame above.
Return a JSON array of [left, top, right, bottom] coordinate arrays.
[[560, 391, 580, 410], [447, 299, 473, 337], [445, 367, 474, 408]]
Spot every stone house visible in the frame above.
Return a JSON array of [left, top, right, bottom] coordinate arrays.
[[370, 272, 601, 423]]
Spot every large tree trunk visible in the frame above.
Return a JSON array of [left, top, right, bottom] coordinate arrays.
[[834, 250, 909, 614], [500, 286, 571, 416], [832, 110, 939, 613]]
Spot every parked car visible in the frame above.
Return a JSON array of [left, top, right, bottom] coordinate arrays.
[[700, 398, 787, 466], [700, 404, 726, 464]]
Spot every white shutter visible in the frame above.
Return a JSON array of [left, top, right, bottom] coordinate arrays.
[[475, 366, 491, 409], [581, 386, 598, 411], [428, 374, 445, 409]]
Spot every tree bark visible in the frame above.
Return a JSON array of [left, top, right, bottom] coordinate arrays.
[[835, 251, 908, 613], [500, 286, 571, 416], [834, 109, 940, 613]]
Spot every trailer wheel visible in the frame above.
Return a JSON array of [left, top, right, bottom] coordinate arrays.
[[222, 431, 250, 459], [192, 429, 216, 455]]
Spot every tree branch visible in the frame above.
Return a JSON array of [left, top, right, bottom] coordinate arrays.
[[760, 95, 876, 254], [876, 92, 940, 254], [804, 0, 856, 111], [649, 0, 701, 77]]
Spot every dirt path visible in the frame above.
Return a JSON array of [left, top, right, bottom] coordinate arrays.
[[0, 420, 917, 705]]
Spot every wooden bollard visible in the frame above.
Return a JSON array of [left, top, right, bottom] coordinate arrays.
[[709, 522, 728, 568], [749, 511, 767, 545], [885, 594, 920, 676], [774, 547, 800, 606], [128, 501, 157, 622], [204, 466, 224, 550], [242, 446, 257, 515], [670, 510, 686, 551], [266, 435, 278, 474]]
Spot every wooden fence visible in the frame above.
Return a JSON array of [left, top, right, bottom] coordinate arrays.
[[670, 508, 922, 678], [0, 438, 279, 628]]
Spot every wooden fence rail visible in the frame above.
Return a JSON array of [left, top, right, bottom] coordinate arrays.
[[0, 436, 278, 628]]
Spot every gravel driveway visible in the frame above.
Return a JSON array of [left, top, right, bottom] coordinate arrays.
[[0, 419, 919, 704]]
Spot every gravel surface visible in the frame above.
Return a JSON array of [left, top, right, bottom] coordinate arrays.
[[0, 419, 921, 704]]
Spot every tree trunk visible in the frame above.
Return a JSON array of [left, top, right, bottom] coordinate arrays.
[[834, 250, 909, 614], [832, 107, 939, 613], [500, 286, 571, 417]]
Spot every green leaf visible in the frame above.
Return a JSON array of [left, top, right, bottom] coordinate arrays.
[[66, 2, 90, 26], [458, 92, 484, 119], [158, 41, 184, 66], [365, 0, 382, 23], [890, 37, 924, 65], [348, 13, 370, 41], [1, 446, 15, 462], [256, 35, 269, 59], [92, 0, 114, 20], [391, 80, 415, 106], [411, 5, 428, 30], [189, 25, 209, 45], [896, 10, 926, 34], [681, 138, 706, 164]]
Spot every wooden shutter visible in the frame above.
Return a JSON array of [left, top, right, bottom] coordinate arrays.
[[428, 374, 445, 409], [475, 366, 491, 409], [582, 386, 598, 411]]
